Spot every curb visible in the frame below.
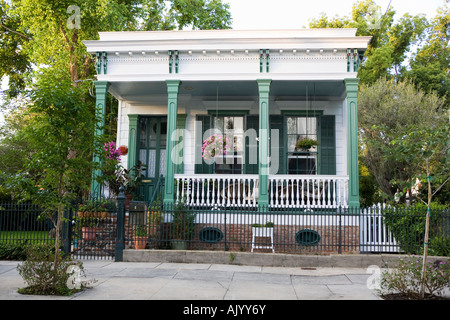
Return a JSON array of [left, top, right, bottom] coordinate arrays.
[[123, 249, 447, 268]]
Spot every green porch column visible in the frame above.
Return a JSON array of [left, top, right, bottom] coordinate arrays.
[[91, 81, 110, 198], [164, 80, 181, 205], [344, 78, 360, 208], [127, 114, 139, 171], [257, 79, 271, 208]]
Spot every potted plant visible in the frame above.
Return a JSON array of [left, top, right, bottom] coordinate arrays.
[[170, 200, 196, 250], [148, 196, 164, 238], [134, 224, 148, 249], [296, 138, 319, 151], [116, 161, 147, 208], [77, 199, 111, 218], [77, 216, 100, 241]]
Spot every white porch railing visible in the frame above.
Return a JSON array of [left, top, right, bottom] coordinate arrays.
[[268, 175, 349, 209], [174, 174, 349, 208], [175, 174, 259, 207]]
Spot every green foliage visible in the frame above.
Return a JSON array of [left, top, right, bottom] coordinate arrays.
[[172, 0, 232, 30], [251, 222, 274, 228], [135, 224, 148, 237], [0, 1, 32, 98], [358, 79, 447, 201], [78, 199, 115, 213], [17, 244, 89, 296], [149, 196, 163, 226], [171, 200, 196, 240], [0, 242, 28, 260], [380, 255, 450, 299], [295, 138, 319, 150], [382, 205, 450, 255], [309, 0, 447, 98], [14, 76, 97, 207]]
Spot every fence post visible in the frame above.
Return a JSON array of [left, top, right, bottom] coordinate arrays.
[[62, 203, 73, 255], [338, 206, 342, 254], [223, 205, 227, 252], [115, 186, 126, 262]]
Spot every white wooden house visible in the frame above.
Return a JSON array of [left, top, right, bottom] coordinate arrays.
[[84, 29, 370, 209]]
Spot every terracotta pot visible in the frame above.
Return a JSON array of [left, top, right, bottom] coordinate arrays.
[[134, 236, 147, 249]]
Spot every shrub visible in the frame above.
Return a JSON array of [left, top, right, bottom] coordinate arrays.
[[380, 255, 450, 299], [383, 205, 450, 256], [17, 244, 91, 296], [0, 242, 28, 260]]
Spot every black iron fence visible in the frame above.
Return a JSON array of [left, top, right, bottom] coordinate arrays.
[[2, 197, 449, 260], [0, 202, 55, 245], [123, 200, 450, 257]]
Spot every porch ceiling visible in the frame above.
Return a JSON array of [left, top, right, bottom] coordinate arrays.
[[107, 80, 346, 103]]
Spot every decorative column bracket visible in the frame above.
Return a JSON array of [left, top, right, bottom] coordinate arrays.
[[95, 52, 108, 75], [347, 49, 361, 72], [259, 49, 270, 73], [168, 50, 179, 74]]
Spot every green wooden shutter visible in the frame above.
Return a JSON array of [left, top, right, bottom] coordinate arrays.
[[245, 115, 259, 174], [270, 115, 286, 174], [195, 115, 213, 174], [318, 115, 336, 175]]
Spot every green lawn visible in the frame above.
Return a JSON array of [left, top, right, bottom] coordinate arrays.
[[0, 231, 55, 244]]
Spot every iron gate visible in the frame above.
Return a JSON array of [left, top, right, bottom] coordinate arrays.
[[65, 195, 126, 260]]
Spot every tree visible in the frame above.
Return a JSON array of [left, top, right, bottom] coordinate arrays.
[[11, 75, 97, 267], [0, 1, 32, 98], [389, 119, 449, 298], [404, 5, 450, 105], [358, 79, 446, 201], [1, 0, 232, 94], [0, 0, 232, 293], [0, 0, 233, 194], [309, 0, 431, 86]]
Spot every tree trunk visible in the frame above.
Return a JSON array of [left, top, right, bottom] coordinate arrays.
[[420, 160, 432, 299]]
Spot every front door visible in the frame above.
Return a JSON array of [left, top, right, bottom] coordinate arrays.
[[137, 116, 167, 202]]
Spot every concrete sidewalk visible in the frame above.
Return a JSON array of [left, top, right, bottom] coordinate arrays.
[[0, 259, 383, 300], [1, 252, 448, 301]]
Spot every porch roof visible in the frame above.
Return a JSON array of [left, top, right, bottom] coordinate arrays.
[[108, 80, 347, 104], [84, 28, 372, 52]]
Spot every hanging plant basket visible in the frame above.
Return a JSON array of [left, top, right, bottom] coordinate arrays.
[[202, 134, 230, 160], [296, 138, 319, 151]]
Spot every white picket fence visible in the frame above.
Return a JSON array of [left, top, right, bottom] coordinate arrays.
[[359, 204, 399, 253]]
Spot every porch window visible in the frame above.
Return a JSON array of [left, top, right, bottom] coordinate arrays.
[[212, 116, 244, 174], [138, 117, 167, 178], [286, 116, 317, 174]]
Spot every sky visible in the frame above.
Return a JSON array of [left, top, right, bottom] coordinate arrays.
[[226, 0, 447, 29]]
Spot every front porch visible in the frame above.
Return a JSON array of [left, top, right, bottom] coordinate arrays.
[[174, 174, 349, 208], [83, 29, 370, 209]]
